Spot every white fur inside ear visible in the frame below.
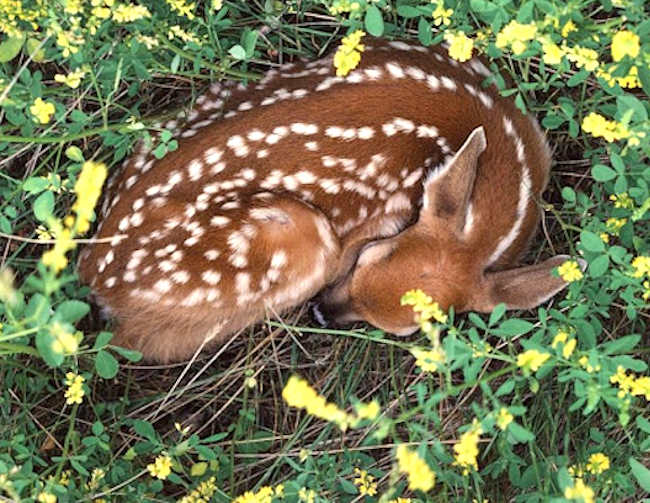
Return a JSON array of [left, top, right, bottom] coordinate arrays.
[[356, 241, 396, 268]]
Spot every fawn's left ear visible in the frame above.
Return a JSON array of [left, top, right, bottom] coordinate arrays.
[[468, 255, 586, 312], [420, 126, 487, 235]]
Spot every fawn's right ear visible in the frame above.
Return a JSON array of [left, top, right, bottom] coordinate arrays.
[[469, 255, 586, 312], [419, 126, 487, 235]]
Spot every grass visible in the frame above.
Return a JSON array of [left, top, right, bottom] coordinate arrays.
[[1, 0, 649, 502]]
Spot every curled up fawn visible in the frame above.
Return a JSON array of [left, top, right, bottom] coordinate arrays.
[[78, 38, 579, 362]]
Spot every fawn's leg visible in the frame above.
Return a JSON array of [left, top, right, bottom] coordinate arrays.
[[80, 192, 340, 362]]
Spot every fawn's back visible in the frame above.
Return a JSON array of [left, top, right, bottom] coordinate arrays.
[[79, 39, 573, 362]]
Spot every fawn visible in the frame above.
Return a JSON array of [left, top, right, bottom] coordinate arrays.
[[78, 38, 576, 362]]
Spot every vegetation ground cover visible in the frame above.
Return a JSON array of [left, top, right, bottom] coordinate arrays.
[[0, 0, 649, 502]]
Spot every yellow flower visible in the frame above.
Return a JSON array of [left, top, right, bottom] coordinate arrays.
[[232, 486, 274, 503], [495, 21, 537, 55], [432, 2, 452, 26], [610, 193, 634, 209], [37, 493, 57, 503], [557, 260, 583, 282], [51, 322, 79, 355], [401, 289, 448, 324], [147, 454, 173, 480], [54, 68, 86, 89], [64, 0, 83, 14], [298, 488, 316, 503], [395, 445, 435, 492], [72, 161, 108, 234], [579, 356, 599, 373], [388, 499, 412, 503], [282, 375, 353, 430], [410, 346, 446, 372], [445, 32, 474, 62], [166, 0, 195, 19], [333, 30, 365, 77], [64, 372, 85, 404], [631, 376, 650, 400], [329, 0, 361, 15], [30, 98, 56, 124], [0, 268, 17, 307], [517, 349, 551, 372], [353, 468, 378, 496], [606, 217, 627, 235], [561, 20, 577, 38], [112, 3, 151, 23], [642, 280, 650, 302], [211, 0, 222, 9], [42, 223, 75, 273], [453, 420, 482, 474], [178, 476, 218, 503], [611, 30, 640, 62], [552, 330, 577, 358], [565, 45, 599, 72], [586, 453, 610, 474], [564, 478, 595, 503], [581, 112, 630, 142], [631, 256, 650, 278], [542, 42, 565, 65], [168, 24, 201, 44], [356, 400, 380, 420], [495, 408, 513, 430]]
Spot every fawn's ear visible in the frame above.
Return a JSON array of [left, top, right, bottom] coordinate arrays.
[[420, 126, 487, 234], [468, 255, 585, 312]]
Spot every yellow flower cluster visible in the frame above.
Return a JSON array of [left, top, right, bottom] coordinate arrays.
[[410, 346, 445, 372], [517, 349, 551, 373], [610, 366, 650, 400], [64, 372, 85, 404], [147, 454, 173, 480], [0, 0, 46, 37], [54, 68, 87, 89], [495, 20, 537, 55], [166, 0, 195, 19], [51, 321, 79, 355], [355, 400, 380, 420], [168, 24, 201, 44], [578, 355, 600, 373], [333, 30, 365, 77], [565, 45, 599, 71], [558, 260, 583, 282], [564, 478, 595, 503], [401, 289, 448, 324], [298, 488, 315, 502], [30, 98, 56, 124], [353, 468, 378, 496], [395, 445, 436, 492], [72, 160, 108, 234], [178, 476, 218, 503], [631, 256, 650, 278], [552, 329, 577, 359], [37, 492, 57, 503], [586, 452, 610, 474], [610, 193, 634, 209], [495, 408, 513, 430], [0, 268, 17, 307], [42, 222, 75, 273], [453, 420, 482, 475], [432, 2, 452, 26], [445, 32, 474, 62], [232, 485, 277, 503], [581, 112, 632, 143], [86, 468, 105, 491], [112, 3, 151, 23], [611, 30, 640, 62], [329, 0, 361, 15], [282, 375, 352, 430], [596, 65, 642, 89], [605, 217, 626, 235]]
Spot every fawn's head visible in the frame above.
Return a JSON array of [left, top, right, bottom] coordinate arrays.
[[318, 126, 575, 334]]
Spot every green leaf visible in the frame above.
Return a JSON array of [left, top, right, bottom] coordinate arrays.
[[339, 477, 358, 495], [111, 345, 142, 362], [418, 17, 432, 46], [629, 458, 650, 492], [567, 70, 589, 87], [229, 44, 246, 60], [23, 176, 49, 194], [601, 334, 641, 355], [0, 215, 11, 234], [93, 331, 113, 350], [0, 33, 26, 63], [25, 38, 46, 62], [580, 230, 605, 253], [65, 146, 84, 162], [591, 164, 616, 182], [190, 462, 208, 477], [636, 416, 650, 434], [508, 422, 535, 443], [489, 303, 506, 326], [364, 5, 384, 36], [396, 5, 421, 17], [33, 190, 54, 222], [35, 330, 64, 368], [55, 300, 90, 323], [637, 65, 650, 96], [589, 254, 609, 277], [132, 419, 157, 441], [561, 187, 576, 202], [95, 349, 119, 378], [495, 319, 534, 337], [495, 379, 514, 397]]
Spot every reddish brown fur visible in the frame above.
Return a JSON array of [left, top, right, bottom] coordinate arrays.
[[79, 39, 573, 362]]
